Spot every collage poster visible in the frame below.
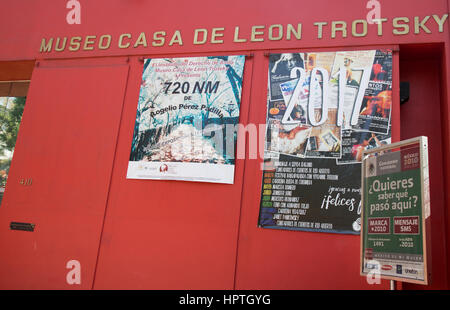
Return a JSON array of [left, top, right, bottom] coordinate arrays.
[[259, 49, 393, 234], [127, 55, 246, 184]]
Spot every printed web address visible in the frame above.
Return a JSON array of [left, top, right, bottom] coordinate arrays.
[[179, 294, 271, 307]]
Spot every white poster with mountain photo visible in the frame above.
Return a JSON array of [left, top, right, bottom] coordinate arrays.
[[127, 55, 246, 184]]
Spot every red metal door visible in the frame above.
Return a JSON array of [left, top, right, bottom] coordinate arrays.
[[0, 60, 129, 289], [400, 47, 449, 289]]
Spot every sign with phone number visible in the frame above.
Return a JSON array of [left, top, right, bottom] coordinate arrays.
[[361, 136, 430, 284]]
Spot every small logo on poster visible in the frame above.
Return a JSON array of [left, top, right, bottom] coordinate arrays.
[[365, 262, 379, 270], [369, 163, 375, 175], [396, 265, 403, 274], [405, 268, 418, 275], [366, 156, 377, 177], [364, 248, 374, 260], [159, 164, 169, 173], [381, 264, 393, 271], [352, 218, 361, 231], [401, 147, 420, 171]]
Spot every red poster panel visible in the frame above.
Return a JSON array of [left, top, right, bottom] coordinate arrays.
[[93, 55, 253, 289], [235, 48, 398, 290], [0, 61, 129, 289]]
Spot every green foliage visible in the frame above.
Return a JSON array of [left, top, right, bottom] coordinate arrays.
[[0, 158, 11, 187], [0, 97, 25, 155], [0, 97, 25, 187]]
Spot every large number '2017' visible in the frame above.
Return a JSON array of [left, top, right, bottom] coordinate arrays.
[[281, 66, 372, 127]]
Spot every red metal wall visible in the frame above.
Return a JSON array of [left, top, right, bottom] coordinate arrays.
[[0, 59, 129, 289], [92, 55, 254, 289], [399, 45, 449, 289], [0, 0, 449, 289], [234, 50, 398, 290]]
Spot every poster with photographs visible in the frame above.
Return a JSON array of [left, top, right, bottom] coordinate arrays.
[[127, 55, 246, 184], [337, 130, 391, 165], [259, 50, 393, 234], [354, 50, 393, 134], [268, 53, 305, 101], [329, 50, 376, 130]]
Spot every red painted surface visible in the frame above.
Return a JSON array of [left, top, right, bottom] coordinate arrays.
[[444, 1, 450, 287], [0, 0, 448, 289], [0, 0, 448, 61], [233, 50, 398, 290], [400, 45, 449, 289], [93, 55, 253, 289], [0, 60, 129, 289]]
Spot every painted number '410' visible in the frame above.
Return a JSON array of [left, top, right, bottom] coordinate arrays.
[[19, 178, 32, 186]]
